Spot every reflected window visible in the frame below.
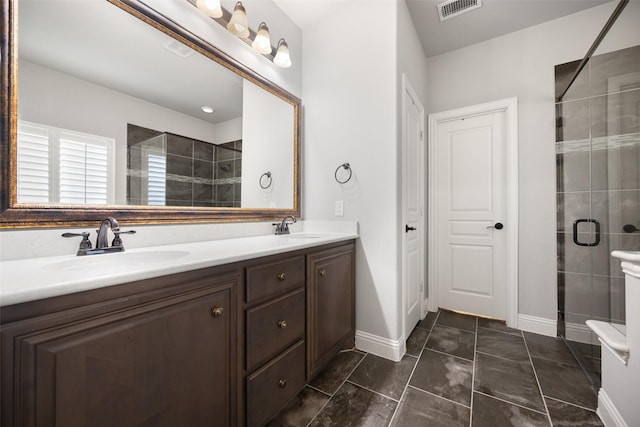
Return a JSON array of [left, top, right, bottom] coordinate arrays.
[[17, 121, 115, 204]]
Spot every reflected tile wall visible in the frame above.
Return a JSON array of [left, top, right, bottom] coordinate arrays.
[[555, 46, 640, 344]]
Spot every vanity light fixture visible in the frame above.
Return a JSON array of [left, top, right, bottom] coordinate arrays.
[[196, 0, 222, 18], [252, 22, 272, 54], [227, 2, 250, 38], [189, 0, 292, 67], [273, 39, 292, 68], [201, 106, 215, 114]]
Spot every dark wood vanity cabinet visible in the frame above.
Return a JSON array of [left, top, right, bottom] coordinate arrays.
[[0, 240, 356, 427], [0, 270, 239, 427], [306, 243, 356, 379]]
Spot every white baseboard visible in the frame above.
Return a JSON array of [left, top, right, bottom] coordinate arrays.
[[517, 314, 557, 337], [355, 330, 404, 362], [598, 389, 627, 427], [566, 322, 600, 345]]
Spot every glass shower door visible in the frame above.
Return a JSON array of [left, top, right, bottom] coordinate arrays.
[[556, 44, 640, 388]]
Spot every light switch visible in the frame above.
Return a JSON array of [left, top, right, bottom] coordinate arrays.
[[335, 200, 344, 217]]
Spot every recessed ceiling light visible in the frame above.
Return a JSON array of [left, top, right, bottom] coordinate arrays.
[[201, 106, 215, 114]]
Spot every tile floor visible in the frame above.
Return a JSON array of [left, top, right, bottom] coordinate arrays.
[[267, 309, 604, 427]]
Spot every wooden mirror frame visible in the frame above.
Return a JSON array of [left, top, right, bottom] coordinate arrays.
[[0, 0, 300, 228]]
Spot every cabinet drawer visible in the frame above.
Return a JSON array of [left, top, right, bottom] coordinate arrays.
[[246, 341, 305, 427], [246, 289, 305, 372], [246, 256, 305, 303]]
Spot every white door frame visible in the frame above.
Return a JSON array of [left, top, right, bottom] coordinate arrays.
[[427, 97, 519, 327], [401, 74, 426, 344]]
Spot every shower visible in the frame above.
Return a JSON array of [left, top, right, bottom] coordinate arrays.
[[555, 0, 639, 389]]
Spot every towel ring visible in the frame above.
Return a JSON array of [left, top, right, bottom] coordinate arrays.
[[334, 163, 352, 184], [259, 171, 272, 189]]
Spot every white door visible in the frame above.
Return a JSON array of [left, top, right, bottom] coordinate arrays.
[[402, 76, 424, 336], [436, 111, 507, 319]]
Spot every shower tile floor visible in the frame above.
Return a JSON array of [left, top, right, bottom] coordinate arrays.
[[267, 309, 603, 427]]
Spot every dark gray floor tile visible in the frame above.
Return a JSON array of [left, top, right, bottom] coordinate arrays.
[[309, 350, 365, 395], [405, 327, 429, 357], [532, 357, 597, 410], [474, 352, 546, 412], [391, 386, 470, 427], [309, 382, 397, 427], [524, 332, 579, 366], [437, 309, 477, 332], [416, 311, 438, 330], [426, 325, 475, 360], [410, 349, 473, 406], [476, 328, 529, 362], [348, 354, 416, 400], [472, 392, 550, 427], [266, 386, 330, 427], [478, 317, 522, 336], [546, 397, 603, 427]]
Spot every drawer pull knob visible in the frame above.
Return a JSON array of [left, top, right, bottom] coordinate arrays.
[[278, 320, 288, 329], [319, 269, 327, 276], [277, 272, 286, 281], [278, 379, 287, 388], [211, 307, 224, 318]]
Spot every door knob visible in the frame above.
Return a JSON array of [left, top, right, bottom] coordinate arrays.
[[405, 225, 417, 233], [487, 223, 504, 230]]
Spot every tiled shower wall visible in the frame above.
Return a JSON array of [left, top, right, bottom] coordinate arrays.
[[555, 45, 640, 345], [127, 124, 241, 207]]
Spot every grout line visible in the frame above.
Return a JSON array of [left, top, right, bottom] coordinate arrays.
[[476, 325, 522, 337], [305, 384, 333, 398], [387, 311, 438, 425], [469, 316, 478, 427], [522, 329, 554, 426], [475, 350, 530, 364], [407, 385, 471, 409], [344, 379, 401, 403], [473, 390, 549, 416], [422, 347, 474, 363], [305, 351, 368, 427], [543, 395, 599, 413]]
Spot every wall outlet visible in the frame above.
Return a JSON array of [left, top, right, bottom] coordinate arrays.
[[334, 200, 344, 217]]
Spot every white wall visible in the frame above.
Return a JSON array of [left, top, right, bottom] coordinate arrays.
[[302, 1, 428, 359], [241, 80, 294, 208], [426, 1, 640, 322], [215, 117, 242, 144]]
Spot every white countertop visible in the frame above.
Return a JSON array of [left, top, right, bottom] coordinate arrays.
[[0, 231, 358, 307]]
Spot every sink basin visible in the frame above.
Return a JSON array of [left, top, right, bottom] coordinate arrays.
[[44, 250, 190, 272], [612, 250, 640, 262]]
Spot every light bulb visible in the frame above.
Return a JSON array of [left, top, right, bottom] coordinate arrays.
[[196, 0, 222, 18], [227, 2, 250, 38], [252, 23, 272, 55], [273, 39, 292, 68]]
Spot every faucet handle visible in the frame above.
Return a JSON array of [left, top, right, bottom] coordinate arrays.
[[112, 230, 136, 247], [62, 232, 93, 251]]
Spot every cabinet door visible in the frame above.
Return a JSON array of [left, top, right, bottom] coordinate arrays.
[[306, 244, 355, 379], [7, 282, 235, 427]]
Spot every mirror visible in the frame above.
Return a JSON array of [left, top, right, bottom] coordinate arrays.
[[0, 0, 300, 228]]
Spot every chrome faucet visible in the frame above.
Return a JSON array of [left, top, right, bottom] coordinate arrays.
[[96, 217, 120, 249], [62, 217, 136, 255], [273, 215, 296, 235]]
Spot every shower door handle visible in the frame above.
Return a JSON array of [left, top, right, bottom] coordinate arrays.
[[573, 219, 600, 247]]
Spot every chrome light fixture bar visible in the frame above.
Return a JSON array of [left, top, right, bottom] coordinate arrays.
[[188, 0, 291, 68]]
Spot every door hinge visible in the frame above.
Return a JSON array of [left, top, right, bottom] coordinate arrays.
[[420, 130, 424, 140]]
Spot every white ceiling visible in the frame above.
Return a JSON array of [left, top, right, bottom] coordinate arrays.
[[274, 0, 612, 57]]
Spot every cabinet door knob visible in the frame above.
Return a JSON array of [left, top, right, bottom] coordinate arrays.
[[211, 307, 224, 318], [278, 379, 287, 388], [277, 272, 286, 281], [319, 269, 326, 276], [278, 320, 288, 329]]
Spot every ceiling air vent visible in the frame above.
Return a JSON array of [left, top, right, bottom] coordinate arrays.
[[437, 0, 482, 21]]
